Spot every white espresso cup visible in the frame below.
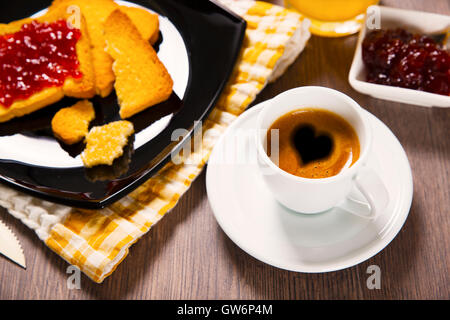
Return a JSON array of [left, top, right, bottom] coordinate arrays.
[[256, 86, 389, 218]]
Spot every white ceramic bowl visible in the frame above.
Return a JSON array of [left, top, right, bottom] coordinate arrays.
[[348, 5, 450, 108]]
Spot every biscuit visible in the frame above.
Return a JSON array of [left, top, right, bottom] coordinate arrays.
[[51, 100, 95, 145], [81, 120, 134, 167]]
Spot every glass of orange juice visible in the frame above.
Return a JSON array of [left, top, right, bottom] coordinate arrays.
[[285, 0, 379, 37]]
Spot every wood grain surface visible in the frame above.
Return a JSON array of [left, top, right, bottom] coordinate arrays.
[[0, 0, 449, 300]]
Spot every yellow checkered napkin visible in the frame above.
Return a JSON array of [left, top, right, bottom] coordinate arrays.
[[0, 1, 310, 282]]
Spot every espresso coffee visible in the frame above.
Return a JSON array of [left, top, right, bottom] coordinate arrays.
[[266, 108, 360, 179]]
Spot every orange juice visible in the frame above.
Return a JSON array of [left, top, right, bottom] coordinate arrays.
[[285, 0, 379, 37]]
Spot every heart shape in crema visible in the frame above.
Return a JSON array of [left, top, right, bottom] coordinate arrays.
[[292, 124, 333, 165]]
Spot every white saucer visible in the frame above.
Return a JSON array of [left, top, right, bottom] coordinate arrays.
[[206, 101, 413, 273]]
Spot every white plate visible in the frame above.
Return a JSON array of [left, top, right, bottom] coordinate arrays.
[[348, 5, 450, 108], [206, 102, 413, 273]]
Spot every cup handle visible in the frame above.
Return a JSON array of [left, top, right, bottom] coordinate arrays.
[[337, 167, 389, 219]]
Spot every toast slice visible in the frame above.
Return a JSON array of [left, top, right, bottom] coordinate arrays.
[[50, 0, 160, 43], [51, 99, 95, 145], [49, 0, 118, 97], [104, 10, 173, 119], [119, 5, 159, 45], [49, 0, 160, 97], [0, 6, 95, 123]]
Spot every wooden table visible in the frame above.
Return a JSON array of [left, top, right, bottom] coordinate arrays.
[[0, 0, 449, 300]]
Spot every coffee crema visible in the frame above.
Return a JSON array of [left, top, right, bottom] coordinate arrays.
[[266, 108, 360, 179]]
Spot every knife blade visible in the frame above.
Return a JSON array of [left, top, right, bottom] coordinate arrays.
[[0, 219, 26, 268]]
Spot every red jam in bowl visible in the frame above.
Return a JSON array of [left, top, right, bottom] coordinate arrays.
[[362, 28, 450, 96], [0, 19, 82, 107]]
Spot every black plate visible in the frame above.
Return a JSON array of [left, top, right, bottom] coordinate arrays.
[[0, 0, 246, 208]]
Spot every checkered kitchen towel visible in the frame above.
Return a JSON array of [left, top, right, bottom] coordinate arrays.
[[0, 0, 310, 282]]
